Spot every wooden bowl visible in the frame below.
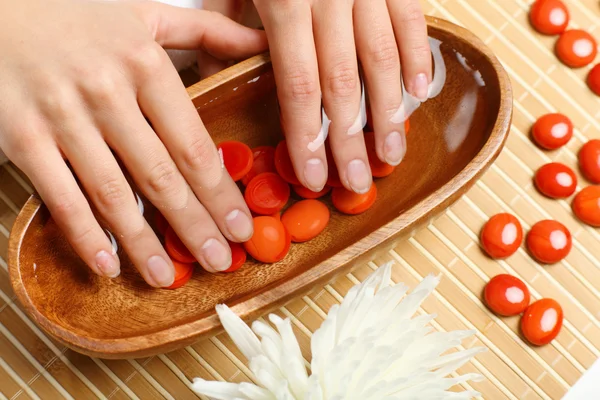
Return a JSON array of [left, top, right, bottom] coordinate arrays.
[[8, 17, 512, 359]]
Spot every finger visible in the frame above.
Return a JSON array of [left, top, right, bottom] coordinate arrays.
[[18, 142, 120, 279], [388, 0, 432, 100], [313, 0, 372, 194], [355, 0, 406, 165], [94, 92, 235, 274], [134, 2, 268, 59], [56, 121, 178, 288], [197, 51, 232, 80], [253, 0, 327, 192], [128, 46, 252, 261]]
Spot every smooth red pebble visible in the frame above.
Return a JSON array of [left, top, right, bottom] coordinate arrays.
[[332, 183, 377, 215], [555, 30, 598, 68], [293, 184, 331, 199], [521, 299, 563, 346], [529, 0, 569, 35], [217, 141, 253, 182], [274, 225, 292, 262], [244, 172, 290, 215], [244, 216, 287, 263], [531, 113, 573, 150], [526, 220, 572, 264], [154, 211, 169, 236], [223, 241, 247, 273], [281, 200, 330, 242], [165, 227, 197, 264], [480, 213, 523, 259], [364, 131, 395, 178], [484, 274, 531, 316], [579, 139, 600, 183], [165, 260, 194, 290], [534, 162, 577, 198], [241, 146, 276, 186], [572, 186, 600, 227], [325, 144, 343, 188], [274, 140, 301, 185], [588, 64, 600, 96]]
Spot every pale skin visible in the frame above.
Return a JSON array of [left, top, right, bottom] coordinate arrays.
[[0, 0, 430, 287]]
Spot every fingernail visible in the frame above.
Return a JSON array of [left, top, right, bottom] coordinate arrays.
[[95, 250, 120, 278], [384, 131, 407, 166], [413, 73, 429, 101], [202, 239, 232, 272], [147, 255, 175, 287], [225, 209, 253, 241], [347, 159, 371, 194], [304, 158, 326, 191]]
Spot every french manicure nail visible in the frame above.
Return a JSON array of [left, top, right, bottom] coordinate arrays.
[[304, 158, 326, 191], [95, 250, 120, 278], [347, 159, 371, 194], [413, 73, 429, 101], [225, 209, 253, 241], [147, 255, 175, 287], [384, 131, 407, 166], [202, 238, 232, 272]]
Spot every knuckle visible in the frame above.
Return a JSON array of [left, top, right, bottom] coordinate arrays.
[[401, 2, 425, 24], [79, 69, 121, 105], [95, 177, 129, 211], [50, 191, 80, 220], [182, 136, 216, 171], [38, 86, 77, 120], [119, 219, 146, 242], [125, 42, 166, 77], [69, 223, 96, 249], [146, 159, 181, 196], [410, 42, 431, 60], [368, 33, 400, 71], [9, 125, 39, 155], [326, 61, 358, 99], [282, 68, 320, 102]]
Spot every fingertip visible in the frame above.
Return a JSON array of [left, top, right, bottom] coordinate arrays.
[[95, 250, 121, 278], [411, 72, 430, 101], [303, 157, 328, 192], [147, 255, 175, 287]]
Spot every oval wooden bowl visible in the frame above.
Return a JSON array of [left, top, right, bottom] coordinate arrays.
[[9, 17, 512, 359]]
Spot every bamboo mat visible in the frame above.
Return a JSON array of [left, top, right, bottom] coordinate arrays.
[[1, 0, 599, 398]]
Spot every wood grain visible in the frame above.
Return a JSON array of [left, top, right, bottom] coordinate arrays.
[[7, 16, 512, 359], [1, 1, 597, 398]]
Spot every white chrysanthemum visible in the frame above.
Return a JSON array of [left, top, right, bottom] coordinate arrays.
[[191, 262, 485, 399]]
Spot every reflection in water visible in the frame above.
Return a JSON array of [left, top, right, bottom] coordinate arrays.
[[456, 51, 486, 87], [443, 50, 487, 153], [444, 89, 478, 153]]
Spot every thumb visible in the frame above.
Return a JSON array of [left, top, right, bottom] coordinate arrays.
[[133, 1, 268, 60]]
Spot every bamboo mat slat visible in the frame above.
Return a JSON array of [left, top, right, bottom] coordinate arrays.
[[1, 0, 599, 398]]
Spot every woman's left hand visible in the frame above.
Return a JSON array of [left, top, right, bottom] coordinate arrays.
[[252, 0, 432, 194]]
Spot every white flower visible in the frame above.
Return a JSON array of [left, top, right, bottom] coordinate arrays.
[[191, 262, 485, 399]]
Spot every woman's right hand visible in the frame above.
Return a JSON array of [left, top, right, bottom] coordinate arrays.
[[0, 0, 267, 287]]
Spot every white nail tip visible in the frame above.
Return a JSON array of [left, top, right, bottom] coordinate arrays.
[[346, 80, 367, 136], [390, 37, 447, 125], [105, 229, 118, 255], [307, 77, 367, 151], [135, 192, 144, 215], [307, 107, 330, 152]]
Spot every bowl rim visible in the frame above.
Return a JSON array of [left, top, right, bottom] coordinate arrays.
[[8, 16, 513, 358]]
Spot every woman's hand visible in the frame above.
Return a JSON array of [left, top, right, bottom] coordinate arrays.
[[0, 0, 267, 287], [253, 0, 431, 193]]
